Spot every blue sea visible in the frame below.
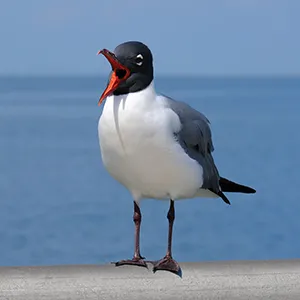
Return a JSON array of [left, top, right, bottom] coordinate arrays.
[[0, 76, 299, 267]]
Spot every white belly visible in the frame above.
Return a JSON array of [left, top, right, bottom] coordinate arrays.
[[98, 91, 203, 202]]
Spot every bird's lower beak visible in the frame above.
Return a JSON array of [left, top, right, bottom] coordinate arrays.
[[97, 49, 131, 105]]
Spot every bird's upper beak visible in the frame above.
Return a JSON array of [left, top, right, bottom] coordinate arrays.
[[97, 49, 131, 105]]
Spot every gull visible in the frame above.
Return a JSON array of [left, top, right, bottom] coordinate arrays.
[[96, 41, 256, 275]]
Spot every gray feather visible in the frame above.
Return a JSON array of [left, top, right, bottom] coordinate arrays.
[[164, 95, 220, 193]]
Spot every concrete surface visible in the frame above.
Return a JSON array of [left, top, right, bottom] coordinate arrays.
[[1, 260, 300, 299]]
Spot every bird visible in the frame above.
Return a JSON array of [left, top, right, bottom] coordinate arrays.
[[96, 41, 256, 276]]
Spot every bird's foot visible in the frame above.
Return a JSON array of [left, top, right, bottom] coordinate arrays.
[[151, 255, 182, 277], [114, 256, 148, 269]]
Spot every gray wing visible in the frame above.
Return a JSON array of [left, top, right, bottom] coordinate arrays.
[[165, 96, 220, 193]]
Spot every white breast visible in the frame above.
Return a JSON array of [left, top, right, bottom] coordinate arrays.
[[98, 82, 203, 202]]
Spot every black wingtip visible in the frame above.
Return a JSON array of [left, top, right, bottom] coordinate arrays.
[[218, 191, 231, 205], [219, 177, 256, 194], [246, 187, 256, 194], [208, 188, 231, 205]]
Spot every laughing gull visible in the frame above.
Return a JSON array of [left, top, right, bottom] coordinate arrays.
[[97, 41, 256, 276]]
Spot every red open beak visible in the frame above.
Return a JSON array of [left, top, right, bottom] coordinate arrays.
[[97, 49, 131, 105]]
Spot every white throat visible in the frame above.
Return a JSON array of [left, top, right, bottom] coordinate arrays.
[[105, 80, 157, 109]]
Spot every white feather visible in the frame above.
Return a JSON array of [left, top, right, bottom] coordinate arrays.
[[98, 81, 205, 202]]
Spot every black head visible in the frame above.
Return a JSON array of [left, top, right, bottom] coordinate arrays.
[[97, 41, 154, 105]]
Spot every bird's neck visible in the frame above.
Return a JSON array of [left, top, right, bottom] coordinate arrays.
[[107, 80, 157, 107]]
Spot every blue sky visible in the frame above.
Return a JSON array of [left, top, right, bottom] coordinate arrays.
[[1, 0, 300, 75]]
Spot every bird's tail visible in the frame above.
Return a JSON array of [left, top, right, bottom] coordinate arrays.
[[219, 177, 256, 194]]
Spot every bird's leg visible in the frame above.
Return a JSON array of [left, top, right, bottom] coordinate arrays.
[[115, 201, 147, 268], [152, 200, 181, 276], [132, 201, 144, 259]]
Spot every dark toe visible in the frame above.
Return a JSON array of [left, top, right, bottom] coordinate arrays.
[[114, 258, 148, 268], [152, 257, 182, 277]]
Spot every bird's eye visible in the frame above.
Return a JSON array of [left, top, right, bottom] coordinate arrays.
[[135, 54, 143, 66]]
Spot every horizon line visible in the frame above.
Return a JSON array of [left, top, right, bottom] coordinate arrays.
[[1, 73, 300, 79]]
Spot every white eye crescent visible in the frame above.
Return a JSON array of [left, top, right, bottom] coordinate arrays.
[[135, 54, 143, 66]]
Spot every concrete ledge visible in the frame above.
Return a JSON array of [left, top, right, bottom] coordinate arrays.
[[1, 260, 300, 299]]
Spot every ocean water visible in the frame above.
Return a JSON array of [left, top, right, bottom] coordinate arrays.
[[0, 76, 299, 267]]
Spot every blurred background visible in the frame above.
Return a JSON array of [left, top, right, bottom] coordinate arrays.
[[0, 0, 299, 266]]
